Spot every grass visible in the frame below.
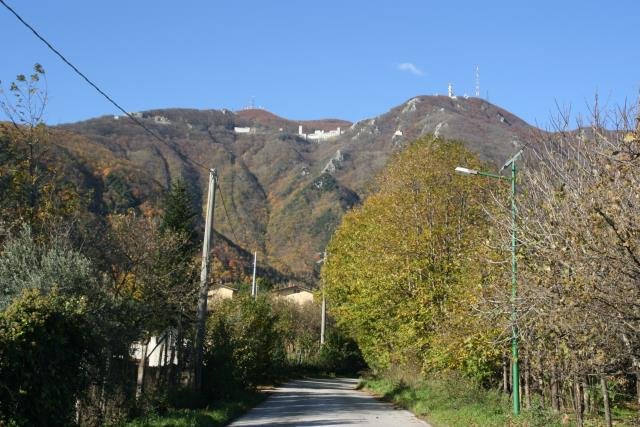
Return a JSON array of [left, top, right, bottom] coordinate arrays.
[[361, 373, 610, 427], [125, 391, 265, 427]]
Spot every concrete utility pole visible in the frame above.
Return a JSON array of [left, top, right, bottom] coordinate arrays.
[[320, 251, 327, 346], [251, 251, 257, 298], [321, 291, 326, 345], [194, 168, 217, 392]]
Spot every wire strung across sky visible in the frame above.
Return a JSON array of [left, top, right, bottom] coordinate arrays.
[[0, 0, 211, 171], [1, 0, 249, 247], [217, 182, 241, 246]]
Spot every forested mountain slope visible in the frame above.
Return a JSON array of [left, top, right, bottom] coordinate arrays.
[[51, 96, 536, 280]]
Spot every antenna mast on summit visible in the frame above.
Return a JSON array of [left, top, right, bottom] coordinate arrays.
[[475, 65, 480, 98]]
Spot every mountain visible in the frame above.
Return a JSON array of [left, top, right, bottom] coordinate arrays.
[[50, 95, 536, 282]]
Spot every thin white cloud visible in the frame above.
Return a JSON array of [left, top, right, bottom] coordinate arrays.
[[397, 62, 424, 76]]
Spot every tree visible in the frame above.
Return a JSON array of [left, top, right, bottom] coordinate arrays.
[[480, 102, 640, 425], [203, 295, 285, 398], [105, 208, 198, 400], [323, 136, 500, 377], [161, 178, 197, 249], [158, 179, 199, 388], [0, 225, 98, 311], [0, 64, 79, 232]]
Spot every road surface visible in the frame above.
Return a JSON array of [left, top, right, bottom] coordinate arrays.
[[229, 377, 431, 427]]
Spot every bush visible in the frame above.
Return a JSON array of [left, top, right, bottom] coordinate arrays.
[[0, 289, 97, 426], [316, 331, 367, 376], [202, 296, 285, 399], [0, 226, 98, 311], [271, 299, 321, 368], [362, 371, 562, 427]]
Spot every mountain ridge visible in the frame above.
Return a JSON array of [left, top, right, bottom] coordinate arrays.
[[48, 95, 537, 281]]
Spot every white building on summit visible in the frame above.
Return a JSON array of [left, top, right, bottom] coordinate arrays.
[[298, 125, 343, 141]]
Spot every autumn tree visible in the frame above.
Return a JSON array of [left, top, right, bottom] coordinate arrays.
[[0, 64, 79, 233], [480, 103, 640, 425], [323, 136, 501, 378]]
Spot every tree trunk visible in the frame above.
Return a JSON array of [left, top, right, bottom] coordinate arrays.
[[98, 350, 112, 423], [519, 372, 523, 409], [503, 356, 509, 394], [136, 340, 148, 401], [537, 356, 546, 408], [509, 358, 514, 396], [620, 333, 640, 422], [600, 377, 612, 427], [174, 319, 185, 387], [75, 398, 81, 425], [574, 380, 584, 427], [551, 364, 560, 413], [540, 375, 546, 409], [161, 330, 170, 387], [582, 378, 590, 414], [524, 358, 531, 409], [636, 370, 640, 423], [157, 338, 165, 384]]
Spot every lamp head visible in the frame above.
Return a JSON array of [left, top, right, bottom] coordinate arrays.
[[500, 149, 524, 172], [455, 166, 478, 175]]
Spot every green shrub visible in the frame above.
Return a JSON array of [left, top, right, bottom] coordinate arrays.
[[362, 371, 562, 427], [0, 226, 98, 311], [202, 296, 285, 398], [0, 289, 97, 426], [316, 332, 367, 376]]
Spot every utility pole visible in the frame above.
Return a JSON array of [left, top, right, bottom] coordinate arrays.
[[251, 251, 257, 298], [321, 290, 326, 345], [320, 251, 327, 346], [194, 168, 217, 392]]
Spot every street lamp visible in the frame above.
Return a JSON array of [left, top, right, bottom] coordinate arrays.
[[455, 149, 523, 416]]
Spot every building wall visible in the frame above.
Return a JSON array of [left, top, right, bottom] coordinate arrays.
[[282, 290, 314, 305], [207, 287, 235, 304], [132, 332, 177, 367]]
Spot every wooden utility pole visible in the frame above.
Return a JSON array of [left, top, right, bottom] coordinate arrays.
[[194, 168, 217, 392], [251, 251, 257, 298]]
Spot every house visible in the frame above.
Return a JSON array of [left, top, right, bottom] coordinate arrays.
[[207, 284, 237, 304], [272, 283, 314, 305], [298, 125, 343, 141], [153, 115, 171, 124], [132, 329, 177, 367]]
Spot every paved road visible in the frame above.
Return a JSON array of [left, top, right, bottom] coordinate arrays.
[[229, 377, 431, 427]]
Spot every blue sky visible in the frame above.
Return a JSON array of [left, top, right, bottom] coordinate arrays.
[[1, 1, 638, 127]]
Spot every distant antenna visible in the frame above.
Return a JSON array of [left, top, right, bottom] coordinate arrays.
[[448, 83, 453, 98], [475, 65, 480, 98], [251, 97, 255, 109]]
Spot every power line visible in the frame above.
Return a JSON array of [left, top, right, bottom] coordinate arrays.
[[1, 0, 254, 248], [216, 181, 241, 245], [0, 0, 209, 172]]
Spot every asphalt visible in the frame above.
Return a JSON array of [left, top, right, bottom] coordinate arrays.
[[228, 377, 431, 427]]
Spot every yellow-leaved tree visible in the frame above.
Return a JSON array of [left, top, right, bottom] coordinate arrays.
[[323, 136, 503, 379]]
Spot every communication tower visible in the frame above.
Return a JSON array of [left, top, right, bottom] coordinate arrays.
[[475, 66, 480, 98]]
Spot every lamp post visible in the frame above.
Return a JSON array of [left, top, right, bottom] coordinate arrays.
[[455, 149, 522, 416]]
